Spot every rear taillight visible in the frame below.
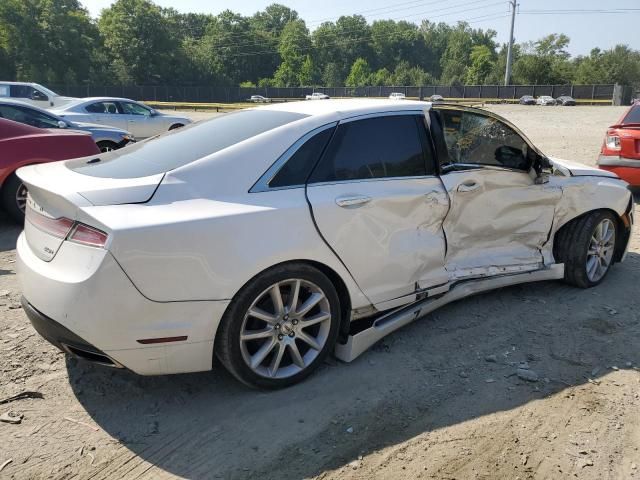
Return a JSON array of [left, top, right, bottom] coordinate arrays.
[[26, 204, 108, 248], [68, 223, 108, 248], [25, 207, 74, 239], [606, 135, 621, 150]]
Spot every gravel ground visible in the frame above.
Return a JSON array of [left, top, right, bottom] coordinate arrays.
[[1, 105, 639, 480]]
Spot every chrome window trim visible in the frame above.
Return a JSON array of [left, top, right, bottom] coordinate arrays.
[[250, 122, 338, 193], [306, 174, 438, 188], [339, 109, 427, 124]]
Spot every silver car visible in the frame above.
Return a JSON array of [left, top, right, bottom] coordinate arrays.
[[0, 99, 134, 152], [51, 97, 192, 139]]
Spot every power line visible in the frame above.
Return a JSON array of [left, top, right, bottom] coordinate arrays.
[[214, 11, 510, 59], [520, 8, 640, 14], [189, 0, 503, 50], [209, 0, 505, 52]]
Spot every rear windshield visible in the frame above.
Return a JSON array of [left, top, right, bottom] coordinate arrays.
[[67, 109, 307, 178], [622, 105, 640, 124]]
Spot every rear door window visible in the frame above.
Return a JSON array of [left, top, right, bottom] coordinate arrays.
[[0, 85, 8, 97], [10, 85, 31, 98], [67, 109, 308, 178], [309, 115, 432, 183], [86, 101, 120, 114]]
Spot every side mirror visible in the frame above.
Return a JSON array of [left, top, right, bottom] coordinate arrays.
[[495, 145, 524, 165], [149, 109, 157, 116], [57, 120, 68, 129]]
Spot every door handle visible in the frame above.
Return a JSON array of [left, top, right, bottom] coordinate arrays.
[[335, 195, 372, 208], [457, 181, 480, 193]]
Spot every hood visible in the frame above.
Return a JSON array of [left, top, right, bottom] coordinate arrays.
[[71, 121, 131, 135], [550, 157, 619, 179]]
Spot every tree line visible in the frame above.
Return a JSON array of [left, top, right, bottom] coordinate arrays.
[[1, 0, 639, 88]]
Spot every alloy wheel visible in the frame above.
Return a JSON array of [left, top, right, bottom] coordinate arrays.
[[239, 279, 332, 379], [586, 218, 616, 282], [15, 183, 28, 213]]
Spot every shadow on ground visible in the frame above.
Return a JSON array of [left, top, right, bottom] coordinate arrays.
[[65, 250, 640, 480], [0, 212, 21, 253]]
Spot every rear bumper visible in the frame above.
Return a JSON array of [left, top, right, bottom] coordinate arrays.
[[17, 232, 230, 375], [598, 155, 640, 186], [22, 298, 124, 368]]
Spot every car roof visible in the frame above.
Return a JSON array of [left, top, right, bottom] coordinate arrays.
[[260, 98, 431, 118], [0, 81, 38, 86], [0, 98, 54, 113]]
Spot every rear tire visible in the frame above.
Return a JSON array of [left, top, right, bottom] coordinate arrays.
[[215, 263, 341, 389], [1, 173, 27, 223], [553, 210, 618, 288]]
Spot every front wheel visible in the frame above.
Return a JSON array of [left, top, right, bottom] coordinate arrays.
[[554, 211, 618, 288], [1, 173, 27, 223], [215, 263, 341, 389], [169, 123, 184, 131]]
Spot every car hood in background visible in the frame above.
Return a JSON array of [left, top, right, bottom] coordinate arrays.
[[550, 157, 619, 178], [72, 121, 130, 135]]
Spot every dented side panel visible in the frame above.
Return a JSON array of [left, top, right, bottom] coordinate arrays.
[[439, 168, 562, 276], [307, 177, 449, 305]]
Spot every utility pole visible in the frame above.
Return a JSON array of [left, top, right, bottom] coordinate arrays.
[[504, 0, 517, 86]]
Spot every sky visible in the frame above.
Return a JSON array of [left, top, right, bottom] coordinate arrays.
[[80, 0, 640, 56]]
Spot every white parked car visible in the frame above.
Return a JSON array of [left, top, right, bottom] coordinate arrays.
[[17, 100, 633, 389], [306, 92, 330, 100], [51, 97, 192, 139], [248, 95, 271, 103], [389, 92, 406, 100], [536, 95, 556, 106], [0, 82, 76, 109]]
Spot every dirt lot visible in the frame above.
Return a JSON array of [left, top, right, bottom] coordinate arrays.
[[1, 105, 639, 480]]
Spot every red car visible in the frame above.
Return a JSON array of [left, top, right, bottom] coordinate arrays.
[[1, 118, 99, 222], [598, 101, 640, 186]]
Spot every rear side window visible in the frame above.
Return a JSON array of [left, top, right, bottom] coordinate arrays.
[[623, 105, 640, 124], [67, 109, 308, 178], [0, 85, 8, 97], [269, 127, 335, 188], [309, 115, 431, 183]]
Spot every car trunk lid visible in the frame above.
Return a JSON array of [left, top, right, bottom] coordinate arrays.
[[17, 160, 163, 261]]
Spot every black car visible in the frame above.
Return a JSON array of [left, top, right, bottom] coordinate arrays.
[[556, 95, 576, 106], [519, 95, 535, 105]]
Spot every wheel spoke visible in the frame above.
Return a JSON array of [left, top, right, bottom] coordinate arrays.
[[587, 256, 598, 277], [248, 307, 278, 325], [241, 328, 273, 342], [289, 280, 301, 312], [296, 331, 321, 351], [300, 312, 331, 329], [269, 284, 284, 316], [268, 343, 285, 377], [296, 292, 324, 316], [250, 338, 277, 369], [288, 341, 305, 368]]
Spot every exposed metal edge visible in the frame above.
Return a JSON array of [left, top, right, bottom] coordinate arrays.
[[334, 264, 565, 362]]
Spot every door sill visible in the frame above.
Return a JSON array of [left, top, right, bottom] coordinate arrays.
[[336, 264, 564, 362]]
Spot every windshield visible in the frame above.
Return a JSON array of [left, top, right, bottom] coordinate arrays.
[[622, 105, 640, 124], [67, 109, 308, 178], [33, 84, 58, 97]]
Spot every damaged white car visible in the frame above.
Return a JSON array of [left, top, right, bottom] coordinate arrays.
[[17, 100, 634, 388]]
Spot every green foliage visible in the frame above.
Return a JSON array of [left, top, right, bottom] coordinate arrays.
[[345, 58, 371, 87], [1, 1, 639, 89]]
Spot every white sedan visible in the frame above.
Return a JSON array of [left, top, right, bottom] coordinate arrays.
[[17, 100, 633, 389], [51, 97, 192, 139], [306, 92, 330, 100]]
